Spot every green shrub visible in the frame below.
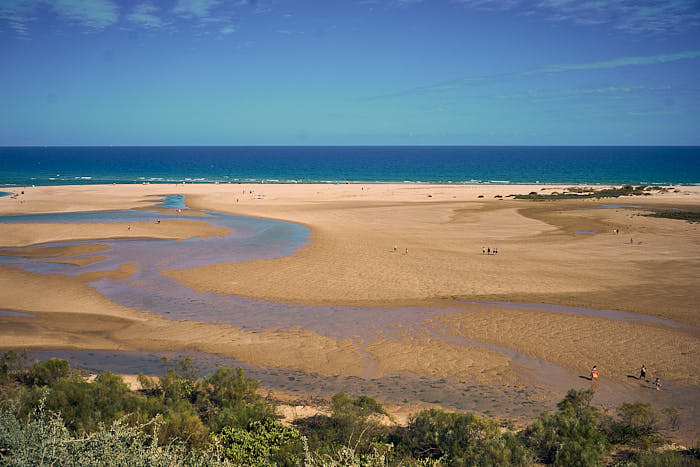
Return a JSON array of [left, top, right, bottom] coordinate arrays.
[[0, 350, 28, 383], [474, 432, 534, 466], [26, 358, 70, 386], [663, 407, 680, 431], [160, 368, 198, 402], [218, 417, 303, 466], [297, 393, 390, 455], [633, 449, 700, 466], [0, 402, 227, 466], [194, 366, 274, 432], [608, 402, 662, 450], [396, 408, 501, 463], [523, 389, 609, 465], [4, 353, 696, 466], [643, 211, 700, 223], [36, 371, 144, 433]]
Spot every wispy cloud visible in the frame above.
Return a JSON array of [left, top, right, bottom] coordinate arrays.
[[367, 50, 700, 100], [52, 0, 118, 29], [0, 0, 36, 34], [494, 85, 676, 102], [219, 25, 236, 34], [454, 0, 700, 34], [172, 0, 248, 36], [525, 50, 700, 75], [127, 2, 164, 29], [173, 0, 221, 19], [0, 0, 249, 35], [1, 0, 118, 34], [453, 0, 520, 12]]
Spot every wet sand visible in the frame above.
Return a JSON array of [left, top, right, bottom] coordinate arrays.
[[0, 220, 231, 247], [0, 183, 698, 441], [0, 243, 112, 258]]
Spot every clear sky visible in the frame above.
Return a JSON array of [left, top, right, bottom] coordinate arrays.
[[1, 0, 700, 146]]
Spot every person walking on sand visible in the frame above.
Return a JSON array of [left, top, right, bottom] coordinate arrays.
[[482, 247, 486, 255], [487, 247, 491, 255], [590, 365, 599, 380], [393, 245, 397, 253], [405, 247, 408, 255], [640, 364, 647, 381], [655, 377, 661, 391]]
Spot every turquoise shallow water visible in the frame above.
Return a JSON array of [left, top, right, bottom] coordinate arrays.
[[1, 146, 699, 186]]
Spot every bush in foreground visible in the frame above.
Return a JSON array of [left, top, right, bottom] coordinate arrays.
[[0, 402, 228, 466], [1, 352, 696, 466]]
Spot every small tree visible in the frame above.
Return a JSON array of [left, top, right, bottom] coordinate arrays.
[[26, 358, 70, 386], [297, 393, 390, 455], [194, 366, 274, 432], [397, 408, 501, 463], [663, 406, 680, 431], [218, 417, 304, 466], [523, 389, 609, 465], [0, 350, 28, 383], [608, 402, 661, 450]]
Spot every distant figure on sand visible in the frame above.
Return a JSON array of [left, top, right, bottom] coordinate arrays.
[[487, 247, 491, 255], [405, 248, 408, 255], [655, 377, 661, 391], [494, 248, 498, 255], [640, 365, 647, 381], [393, 245, 397, 252], [482, 247, 486, 255], [590, 365, 599, 380]]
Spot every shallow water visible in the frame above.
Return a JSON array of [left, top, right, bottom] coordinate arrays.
[[472, 301, 698, 331], [158, 194, 186, 209], [26, 348, 554, 421], [0, 310, 34, 318], [0, 202, 309, 273]]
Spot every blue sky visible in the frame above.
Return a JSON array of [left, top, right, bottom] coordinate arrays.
[[1, 0, 700, 145]]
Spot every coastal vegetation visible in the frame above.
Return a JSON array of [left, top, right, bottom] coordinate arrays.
[[512, 185, 669, 200], [642, 210, 700, 223], [1, 351, 698, 466]]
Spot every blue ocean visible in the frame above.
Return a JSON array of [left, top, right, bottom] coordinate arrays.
[[1, 146, 699, 186]]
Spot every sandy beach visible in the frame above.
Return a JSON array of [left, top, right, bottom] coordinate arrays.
[[1, 183, 699, 440]]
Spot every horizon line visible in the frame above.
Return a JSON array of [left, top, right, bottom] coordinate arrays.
[[2, 144, 700, 149]]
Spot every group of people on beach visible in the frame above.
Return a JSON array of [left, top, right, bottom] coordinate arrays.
[[639, 364, 662, 390], [482, 247, 498, 255], [590, 364, 661, 390]]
